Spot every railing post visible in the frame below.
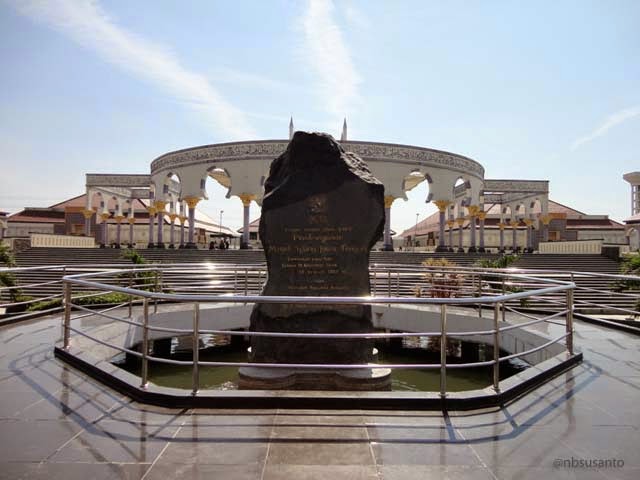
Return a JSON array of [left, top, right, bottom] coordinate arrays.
[[153, 268, 159, 314], [192, 302, 200, 396], [566, 288, 574, 355], [63, 281, 71, 350], [141, 299, 149, 389], [440, 304, 447, 398], [501, 277, 506, 323], [128, 270, 133, 318], [478, 273, 483, 318], [493, 302, 501, 392]]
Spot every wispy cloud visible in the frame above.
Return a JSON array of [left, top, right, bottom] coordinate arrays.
[[571, 105, 640, 150], [344, 3, 370, 30], [301, 0, 361, 123], [9, 0, 256, 140], [209, 66, 302, 94]]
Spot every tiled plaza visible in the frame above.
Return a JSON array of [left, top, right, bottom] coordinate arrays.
[[1, 312, 639, 480]]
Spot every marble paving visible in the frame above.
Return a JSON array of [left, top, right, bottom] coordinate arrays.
[[1, 312, 639, 479]]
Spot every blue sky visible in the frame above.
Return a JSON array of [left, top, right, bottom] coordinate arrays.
[[1, 0, 638, 233]]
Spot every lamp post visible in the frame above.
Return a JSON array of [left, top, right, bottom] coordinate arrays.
[[414, 213, 420, 251], [219, 210, 223, 236]]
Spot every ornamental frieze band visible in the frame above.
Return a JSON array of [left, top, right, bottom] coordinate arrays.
[[483, 180, 549, 193], [150, 140, 484, 178], [86, 174, 151, 187]]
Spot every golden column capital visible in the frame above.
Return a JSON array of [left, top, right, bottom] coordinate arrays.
[[168, 213, 178, 222], [178, 215, 187, 225], [523, 218, 534, 227], [237, 193, 256, 207], [456, 217, 465, 226], [446, 219, 455, 228], [154, 200, 167, 211], [127, 217, 136, 225], [434, 200, 450, 212], [498, 223, 505, 230], [467, 205, 480, 217], [100, 212, 111, 222], [147, 206, 157, 216], [477, 211, 487, 221], [509, 220, 519, 228], [184, 196, 201, 209], [82, 209, 94, 219], [114, 215, 125, 223], [539, 214, 552, 226], [384, 195, 396, 208]]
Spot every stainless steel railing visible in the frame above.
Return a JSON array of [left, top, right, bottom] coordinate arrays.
[[2, 261, 638, 320], [58, 264, 577, 397]]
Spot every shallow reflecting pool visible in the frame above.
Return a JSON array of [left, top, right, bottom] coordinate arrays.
[[114, 334, 527, 392]]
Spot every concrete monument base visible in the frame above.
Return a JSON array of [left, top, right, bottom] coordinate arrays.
[[238, 366, 392, 391]]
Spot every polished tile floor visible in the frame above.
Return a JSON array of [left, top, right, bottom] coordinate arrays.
[[1, 313, 639, 479]]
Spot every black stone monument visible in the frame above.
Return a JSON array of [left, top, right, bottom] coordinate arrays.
[[238, 131, 391, 390]]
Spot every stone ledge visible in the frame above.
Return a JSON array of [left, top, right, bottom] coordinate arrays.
[[54, 345, 582, 411]]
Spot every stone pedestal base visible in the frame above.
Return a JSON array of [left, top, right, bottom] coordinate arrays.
[[238, 366, 392, 391]]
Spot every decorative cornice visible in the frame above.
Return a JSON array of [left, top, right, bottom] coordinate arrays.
[[86, 174, 151, 188]]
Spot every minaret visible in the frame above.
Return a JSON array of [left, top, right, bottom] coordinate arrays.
[[289, 117, 294, 140], [340, 118, 347, 142], [624, 172, 640, 216]]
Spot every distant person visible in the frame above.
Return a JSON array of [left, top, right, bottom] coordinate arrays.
[[224, 239, 230, 250], [209, 241, 215, 250], [219, 239, 225, 250]]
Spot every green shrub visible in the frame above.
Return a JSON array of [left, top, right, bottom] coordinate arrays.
[[120, 249, 158, 291], [614, 255, 640, 291], [0, 244, 22, 304], [27, 291, 132, 312], [475, 254, 519, 270]]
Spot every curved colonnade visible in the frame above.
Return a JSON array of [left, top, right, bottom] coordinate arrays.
[[82, 138, 550, 251]]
